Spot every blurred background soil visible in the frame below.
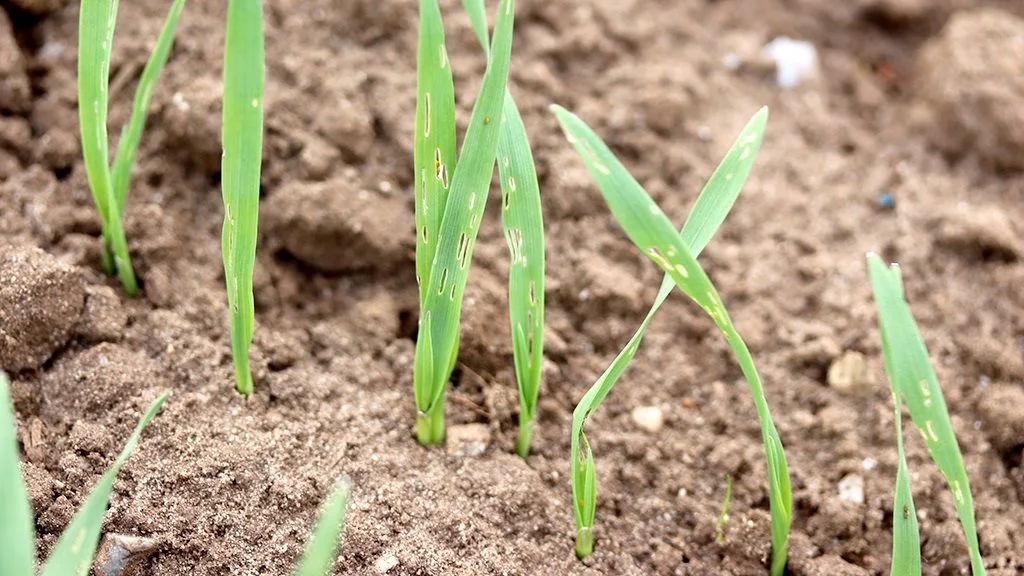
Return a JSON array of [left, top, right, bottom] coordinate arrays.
[[1, 0, 1023, 574]]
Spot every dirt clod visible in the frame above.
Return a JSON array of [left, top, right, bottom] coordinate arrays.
[[264, 178, 412, 273], [917, 8, 1024, 169], [827, 351, 875, 397], [0, 245, 85, 372], [446, 423, 491, 457], [0, 11, 30, 114], [75, 285, 128, 344], [976, 384, 1024, 455]]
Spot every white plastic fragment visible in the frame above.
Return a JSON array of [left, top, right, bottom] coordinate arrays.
[[761, 37, 819, 88]]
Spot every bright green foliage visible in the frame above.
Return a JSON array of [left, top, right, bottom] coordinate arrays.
[[889, 387, 922, 576], [221, 0, 265, 396], [716, 474, 733, 543], [0, 371, 168, 576], [293, 478, 352, 576], [0, 373, 34, 576], [868, 256, 986, 576], [78, 0, 186, 296], [553, 106, 791, 571], [412, 0, 516, 445], [462, 0, 545, 458]]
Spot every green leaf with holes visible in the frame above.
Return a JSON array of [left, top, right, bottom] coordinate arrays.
[[868, 255, 985, 576], [462, 0, 545, 458], [553, 105, 791, 572], [413, 0, 516, 445]]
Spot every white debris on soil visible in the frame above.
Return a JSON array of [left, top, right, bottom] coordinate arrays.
[[827, 351, 876, 397], [761, 37, 819, 88], [631, 406, 665, 434], [374, 552, 400, 573], [446, 424, 491, 457], [838, 474, 865, 505]]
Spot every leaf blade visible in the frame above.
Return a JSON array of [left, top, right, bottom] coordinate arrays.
[[293, 478, 352, 576], [0, 372, 35, 576]]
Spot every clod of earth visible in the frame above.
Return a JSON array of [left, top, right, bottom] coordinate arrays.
[[0, 245, 85, 372]]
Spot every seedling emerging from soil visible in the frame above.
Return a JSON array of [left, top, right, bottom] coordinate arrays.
[[293, 477, 352, 576], [553, 106, 792, 571], [0, 371, 167, 576], [462, 0, 545, 458], [716, 474, 733, 543], [868, 255, 986, 576], [77, 0, 187, 296], [412, 0, 516, 445], [221, 0, 265, 396]]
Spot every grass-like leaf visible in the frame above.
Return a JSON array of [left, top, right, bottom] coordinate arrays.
[[413, 0, 516, 445], [110, 0, 187, 217], [716, 474, 733, 543], [221, 0, 265, 396], [78, 0, 136, 294], [37, 392, 168, 576], [462, 0, 545, 458], [78, 0, 186, 296], [293, 477, 352, 576], [868, 255, 985, 576], [0, 372, 34, 576], [553, 105, 791, 571]]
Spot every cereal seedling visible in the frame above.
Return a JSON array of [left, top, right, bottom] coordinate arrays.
[[0, 371, 168, 576], [462, 0, 545, 458], [413, 0, 516, 445], [221, 0, 265, 396], [716, 474, 733, 543], [293, 477, 352, 576], [78, 0, 187, 296], [553, 106, 792, 571], [868, 255, 986, 576]]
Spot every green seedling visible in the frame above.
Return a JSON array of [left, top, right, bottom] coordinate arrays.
[[78, 0, 187, 296], [412, 0, 516, 445], [461, 0, 545, 458], [553, 106, 792, 571], [293, 477, 352, 576], [868, 256, 986, 576], [716, 474, 733, 543], [0, 371, 168, 576], [221, 0, 265, 396]]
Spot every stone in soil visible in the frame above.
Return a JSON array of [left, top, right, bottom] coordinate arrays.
[[917, 8, 1024, 170], [631, 405, 665, 433], [446, 423, 491, 457], [0, 245, 85, 372], [827, 351, 875, 397]]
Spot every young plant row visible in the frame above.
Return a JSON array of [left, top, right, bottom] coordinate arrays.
[[71, 0, 989, 570], [408, 3, 988, 572]]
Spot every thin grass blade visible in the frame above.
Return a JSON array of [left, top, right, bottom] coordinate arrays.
[[41, 392, 168, 576], [293, 477, 352, 576], [110, 0, 187, 214], [868, 255, 985, 576], [554, 105, 791, 572], [0, 372, 35, 576], [78, 0, 137, 294], [221, 0, 265, 396], [462, 0, 545, 458], [413, 0, 516, 443]]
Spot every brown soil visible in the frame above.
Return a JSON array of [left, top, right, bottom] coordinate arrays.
[[2, 0, 1023, 574]]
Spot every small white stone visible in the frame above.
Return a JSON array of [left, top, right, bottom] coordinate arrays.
[[631, 406, 664, 434], [761, 37, 819, 88], [861, 457, 878, 471], [838, 473, 865, 505], [374, 552, 400, 573]]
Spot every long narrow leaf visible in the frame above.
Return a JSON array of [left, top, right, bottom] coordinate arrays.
[[0, 372, 34, 576], [78, 0, 137, 294], [462, 0, 545, 458], [110, 0, 187, 214], [41, 392, 168, 576], [554, 105, 791, 572], [868, 255, 985, 576], [293, 478, 352, 576], [414, 0, 457, 308], [413, 0, 516, 442], [221, 0, 265, 396], [890, 389, 922, 576]]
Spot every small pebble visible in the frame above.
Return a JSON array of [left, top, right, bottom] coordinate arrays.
[[94, 534, 160, 576], [827, 351, 875, 397], [631, 406, 664, 434], [446, 424, 490, 457], [374, 552, 400, 573], [838, 474, 865, 505]]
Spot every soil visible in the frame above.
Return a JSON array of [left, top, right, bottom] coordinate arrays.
[[1, 0, 1023, 574]]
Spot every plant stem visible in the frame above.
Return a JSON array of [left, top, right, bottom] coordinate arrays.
[[100, 232, 115, 276], [575, 527, 593, 559], [415, 400, 445, 445], [515, 412, 533, 458]]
